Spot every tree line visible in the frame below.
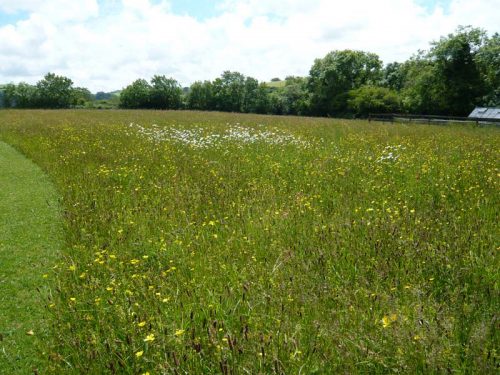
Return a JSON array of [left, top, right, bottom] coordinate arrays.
[[0, 73, 93, 109], [1, 26, 498, 117]]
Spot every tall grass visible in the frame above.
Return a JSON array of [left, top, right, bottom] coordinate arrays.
[[0, 110, 498, 373]]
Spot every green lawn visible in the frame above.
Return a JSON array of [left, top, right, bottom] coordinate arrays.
[[0, 141, 63, 373]]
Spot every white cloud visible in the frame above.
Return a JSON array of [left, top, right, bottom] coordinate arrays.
[[0, 0, 499, 92], [0, 1, 44, 13], [0, 0, 99, 21]]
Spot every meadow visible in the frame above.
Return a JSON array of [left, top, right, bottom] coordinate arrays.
[[0, 110, 498, 374]]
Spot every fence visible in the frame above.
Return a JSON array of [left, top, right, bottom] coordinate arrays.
[[368, 113, 500, 126]]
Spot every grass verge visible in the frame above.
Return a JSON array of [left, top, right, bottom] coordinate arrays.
[[0, 141, 63, 374]]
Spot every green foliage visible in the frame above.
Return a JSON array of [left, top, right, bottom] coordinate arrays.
[[308, 50, 383, 116], [150, 75, 183, 110], [186, 81, 215, 110], [265, 77, 310, 116], [348, 85, 400, 116], [381, 62, 406, 91], [281, 77, 310, 115], [212, 71, 246, 112], [71, 87, 93, 107], [400, 56, 445, 114], [242, 77, 270, 114], [36, 73, 75, 109], [267, 89, 286, 115], [475, 32, 500, 106], [430, 26, 486, 115], [120, 79, 152, 109], [186, 72, 272, 114], [120, 77, 184, 110], [1, 73, 95, 109], [0, 87, 5, 108], [401, 26, 494, 116], [3, 82, 37, 108], [241, 76, 259, 113]]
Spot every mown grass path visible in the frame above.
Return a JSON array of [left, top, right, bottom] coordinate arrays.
[[0, 141, 63, 374]]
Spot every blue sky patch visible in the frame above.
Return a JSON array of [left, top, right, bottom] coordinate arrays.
[[166, 0, 226, 20], [0, 1, 453, 28], [0, 1, 227, 27], [416, 0, 452, 12], [0, 11, 29, 27]]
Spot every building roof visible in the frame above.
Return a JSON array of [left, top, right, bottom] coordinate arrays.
[[469, 107, 500, 119]]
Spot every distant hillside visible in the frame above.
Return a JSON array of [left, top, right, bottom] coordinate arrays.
[[266, 80, 286, 88], [94, 90, 121, 100]]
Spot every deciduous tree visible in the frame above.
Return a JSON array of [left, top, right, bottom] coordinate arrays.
[[348, 85, 400, 117], [150, 75, 183, 109], [308, 50, 382, 116], [36, 73, 74, 108], [120, 79, 152, 109]]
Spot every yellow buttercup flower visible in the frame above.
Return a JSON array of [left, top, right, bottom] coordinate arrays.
[[175, 329, 185, 336], [144, 333, 155, 342], [382, 314, 397, 328]]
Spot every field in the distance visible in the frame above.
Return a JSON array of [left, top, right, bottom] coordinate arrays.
[[0, 110, 498, 374]]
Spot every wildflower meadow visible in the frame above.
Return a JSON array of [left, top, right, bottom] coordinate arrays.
[[0, 110, 498, 374]]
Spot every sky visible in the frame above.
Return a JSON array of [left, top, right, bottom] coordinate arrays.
[[0, 0, 499, 92]]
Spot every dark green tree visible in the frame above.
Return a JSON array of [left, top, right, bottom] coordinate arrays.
[[36, 73, 74, 108], [120, 79, 152, 109], [3, 82, 37, 108], [212, 71, 246, 112], [347, 85, 400, 117], [381, 62, 406, 91], [0, 87, 5, 108], [150, 75, 183, 109], [187, 81, 215, 110], [401, 55, 445, 114], [242, 80, 272, 114], [253, 83, 272, 114], [430, 26, 487, 115], [476, 32, 500, 106], [308, 50, 383, 116], [280, 76, 310, 115], [71, 87, 93, 107], [402, 26, 489, 115], [2, 84, 16, 108], [268, 89, 286, 115]]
